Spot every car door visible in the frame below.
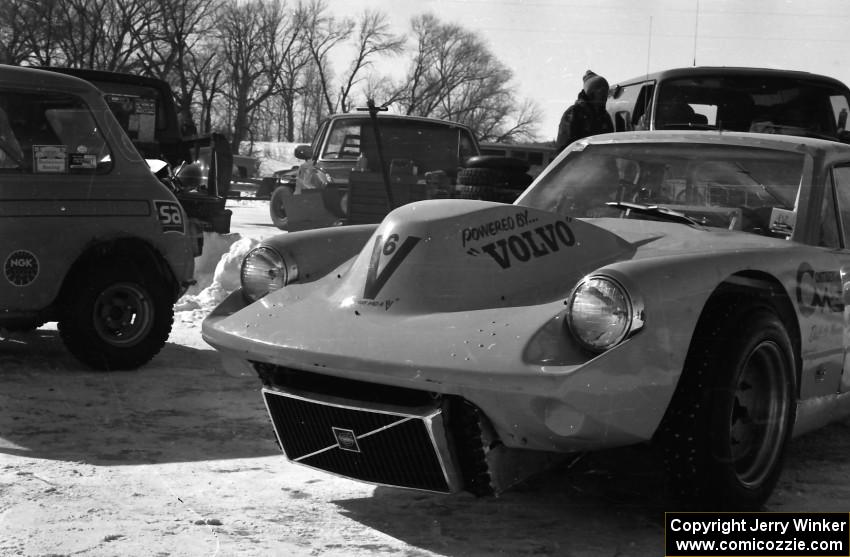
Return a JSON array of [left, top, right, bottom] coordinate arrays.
[[0, 87, 119, 313], [829, 164, 850, 393]]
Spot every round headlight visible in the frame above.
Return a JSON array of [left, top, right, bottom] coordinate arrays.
[[567, 276, 633, 352], [240, 246, 292, 302]]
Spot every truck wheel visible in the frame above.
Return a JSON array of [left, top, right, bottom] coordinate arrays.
[[656, 304, 795, 510], [269, 186, 289, 229], [58, 262, 173, 370]]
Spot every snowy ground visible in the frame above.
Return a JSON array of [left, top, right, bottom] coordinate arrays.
[[1, 200, 849, 556]]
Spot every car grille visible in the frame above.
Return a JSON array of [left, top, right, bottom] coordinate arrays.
[[262, 387, 461, 493]]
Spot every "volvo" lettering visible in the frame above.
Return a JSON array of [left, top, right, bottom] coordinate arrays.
[[480, 221, 575, 269]]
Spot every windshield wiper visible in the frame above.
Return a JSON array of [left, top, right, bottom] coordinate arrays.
[[605, 201, 700, 225], [734, 163, 789, 208]]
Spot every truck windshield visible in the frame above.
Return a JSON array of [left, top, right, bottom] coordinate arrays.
[[320, 118, 476, 176], [654, 76, 850, 140], [517, 142, 805, 232]]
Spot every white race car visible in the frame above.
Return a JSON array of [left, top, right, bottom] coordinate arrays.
[[203, 130, 850, 510]]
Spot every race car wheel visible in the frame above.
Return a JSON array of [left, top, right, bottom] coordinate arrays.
[[269, 186, 290, 229], [657, 303, 795, 510], [58, 262, 174, 370]]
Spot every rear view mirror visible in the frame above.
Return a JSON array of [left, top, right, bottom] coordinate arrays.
[[294, 145, 313, 160]]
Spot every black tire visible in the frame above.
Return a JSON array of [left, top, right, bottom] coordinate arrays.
[[58, 261, 174, 370], [3, 318, 47, 332], [454, 184, 487, 199], [457, 167, 505, 187], [450, 400, 495, 496], [269, 186, 290, 229], [656, 303, 796, 510]]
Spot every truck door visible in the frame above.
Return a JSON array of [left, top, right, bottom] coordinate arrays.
[[831, 165, 850, 392]]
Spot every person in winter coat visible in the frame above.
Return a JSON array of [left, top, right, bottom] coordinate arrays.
[[555, 70, 614, 153]]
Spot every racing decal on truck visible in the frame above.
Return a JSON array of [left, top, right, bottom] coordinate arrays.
[[796, 262, 843, 316], [363, 233, 421, 300], [4, 250, 39, 287], [154, 200, 184, 233], [468, 220, 576, 269]]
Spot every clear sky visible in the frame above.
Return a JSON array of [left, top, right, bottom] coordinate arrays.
[[324, 0, 850, 141]]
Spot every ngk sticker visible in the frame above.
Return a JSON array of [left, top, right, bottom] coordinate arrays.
[[4, 250, 39, 286]]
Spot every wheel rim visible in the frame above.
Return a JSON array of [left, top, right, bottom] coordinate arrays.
[[92, 282, 154, 346], [727, 339, 790, 487]]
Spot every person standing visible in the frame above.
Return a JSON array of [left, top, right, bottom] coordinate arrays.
[[555, 70, 614, 153]]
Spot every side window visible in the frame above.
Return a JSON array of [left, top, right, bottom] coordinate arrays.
[[458, 131, 476, 161], [608, 81, 653, 131], [0, 90, 111, 174], [830, 165, 850, 248], [309, 120, 328, 159], [820, 174, 841, 248], [323, 122, 361, 159], [831, 95, 850, 132], [0, 105, 23, 168], [632, 84, 655, 129]]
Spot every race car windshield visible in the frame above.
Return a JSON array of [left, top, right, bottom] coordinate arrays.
[[517, 143, 805, 231]]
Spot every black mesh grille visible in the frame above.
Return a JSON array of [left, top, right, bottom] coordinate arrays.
[[263, 389, 452, 492]]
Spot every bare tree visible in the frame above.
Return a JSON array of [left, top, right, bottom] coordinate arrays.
[[273, 3, 311, 142], [0, 0, 38, 65], [0, 0, 66, 66], [393, 13, 541, 142], [298, 61, 327, 138], [335, 10, 404, 113], [303, 0, 353, 116], [217, 0, 301, 152], [134, 0, 223, 131], [187, 38, 225, 135], [50, 0, 154, 71]]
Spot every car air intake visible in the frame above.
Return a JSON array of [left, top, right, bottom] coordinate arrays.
[[262, 387, 461, 493]]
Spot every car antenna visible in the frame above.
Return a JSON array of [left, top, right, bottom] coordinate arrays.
[[356, 99, 393, 211]]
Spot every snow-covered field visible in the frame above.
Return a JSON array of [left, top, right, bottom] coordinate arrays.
[[2, 200, 850, 556]]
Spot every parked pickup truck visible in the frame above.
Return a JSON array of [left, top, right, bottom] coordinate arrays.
[[268, 112, 532, 230]]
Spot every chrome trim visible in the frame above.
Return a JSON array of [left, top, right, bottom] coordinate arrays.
[[294, 417, 413, 462]]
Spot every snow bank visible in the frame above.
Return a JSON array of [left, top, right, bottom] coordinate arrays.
[[175, 232, 260, 313], [240, 141, 301, 177]]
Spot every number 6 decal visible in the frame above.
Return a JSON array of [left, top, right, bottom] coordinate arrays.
[[363, 233, 421, 299]]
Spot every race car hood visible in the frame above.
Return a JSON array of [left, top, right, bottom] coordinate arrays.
[[204, 199, 792, 382], [317, 200, 638, 313], [204, 200, 638, 375]]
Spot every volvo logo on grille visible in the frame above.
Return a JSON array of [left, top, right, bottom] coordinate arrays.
[[332, 427, 360, 452]]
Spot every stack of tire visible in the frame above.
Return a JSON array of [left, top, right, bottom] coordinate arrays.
[[454, 155, 534, 203]]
